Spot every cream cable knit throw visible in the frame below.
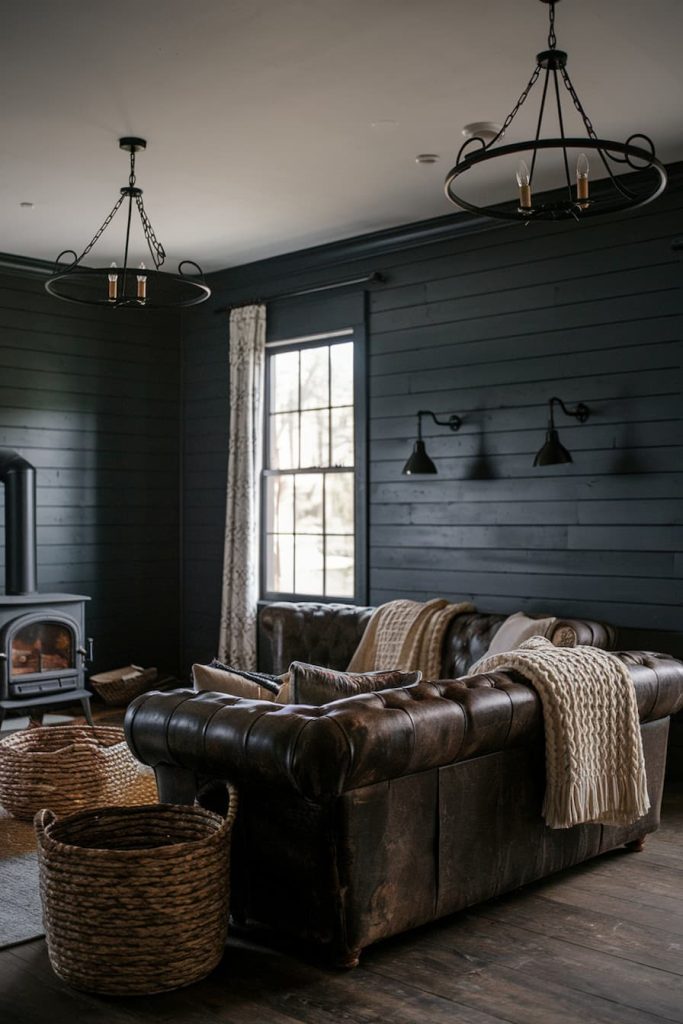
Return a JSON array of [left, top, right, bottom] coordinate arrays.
[[347, 598, 473, 680], [474, 636, 649, 829]]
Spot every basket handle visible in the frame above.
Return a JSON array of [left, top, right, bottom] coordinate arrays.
[[223, 783, 239, 831], [34, 807, 57, 840]]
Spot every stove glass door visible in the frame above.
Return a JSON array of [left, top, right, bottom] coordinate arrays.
[[10, 622, 74, 677]]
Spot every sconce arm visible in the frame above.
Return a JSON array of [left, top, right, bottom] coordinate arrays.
[[417, 409, 463, 439], [548, 396, 590, 427]]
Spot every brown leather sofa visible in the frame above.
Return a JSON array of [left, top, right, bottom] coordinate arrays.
[[125, 603, 683, 968]]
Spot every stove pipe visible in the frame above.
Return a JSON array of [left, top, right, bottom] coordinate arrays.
[[0, 449, 38, 595]]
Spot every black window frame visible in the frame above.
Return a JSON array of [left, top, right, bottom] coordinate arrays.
[[260, 322, 367, 605]]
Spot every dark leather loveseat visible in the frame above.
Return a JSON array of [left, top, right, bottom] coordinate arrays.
[[125, 603, 683, 967]]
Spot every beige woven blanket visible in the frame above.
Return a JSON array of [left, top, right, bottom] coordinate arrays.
[[347, 598, 473, 680], [474, 636, 649, 829]]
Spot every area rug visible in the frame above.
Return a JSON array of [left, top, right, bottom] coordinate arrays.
[[0, 808, 43, 948], [0, 769, 159, 949]]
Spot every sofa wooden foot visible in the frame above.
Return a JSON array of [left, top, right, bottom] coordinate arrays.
[[335, 949, 361, 970], [625, 836, 646, 852]]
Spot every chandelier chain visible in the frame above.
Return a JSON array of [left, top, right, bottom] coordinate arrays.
[[547, 1, 557, 49], [129, 150, 137, 188], [491, 64, 542, 146], [75, 194, 127, 264], [135, 196, 167, 269], [560, 67, 598, 141]]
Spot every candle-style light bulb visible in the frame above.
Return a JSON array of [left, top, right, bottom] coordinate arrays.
[[516, 160, 532, 210], [137, 261, 147, 302], [576, 152, 590, 209], [107, 262, 118, 302]]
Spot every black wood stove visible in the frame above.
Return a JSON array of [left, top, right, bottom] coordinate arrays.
[[0, 449, 92, 727]]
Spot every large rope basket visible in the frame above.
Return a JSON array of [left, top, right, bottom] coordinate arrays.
[[35, 792, 238, 995], [0, 725, 153, 820]]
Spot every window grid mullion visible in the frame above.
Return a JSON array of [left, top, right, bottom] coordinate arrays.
[[327, 344, 332, 470], [297, 349, 302, 474], [292, 473, 297, 596], [324, 345, 333, 596], [263, 466, 354, 477], [322, 473, 327, 597], [294, 350, 301, 594]]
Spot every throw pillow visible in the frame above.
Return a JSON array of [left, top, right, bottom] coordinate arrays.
[[192, 661, 285, 702], [478, 612, 557, 663], [289, 662, 421, 706]]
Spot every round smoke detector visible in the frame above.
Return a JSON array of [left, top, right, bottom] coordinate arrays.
[[461, 122, 503, 143]]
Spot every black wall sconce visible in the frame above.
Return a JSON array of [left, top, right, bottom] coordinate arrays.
[[403, 410, 463, 475], [534, 396, 590, 467]]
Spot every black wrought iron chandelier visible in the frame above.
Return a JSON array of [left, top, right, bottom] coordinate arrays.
[[444, 0, 667, 222], [45, 138, 211, 309]]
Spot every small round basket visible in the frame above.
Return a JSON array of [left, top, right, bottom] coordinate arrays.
[[89, 666, 158, 706], [35, 793, 238, 995], [0, 725, 152, 820]]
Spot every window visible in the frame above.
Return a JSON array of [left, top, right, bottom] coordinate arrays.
[[262, 333, 361, 600]]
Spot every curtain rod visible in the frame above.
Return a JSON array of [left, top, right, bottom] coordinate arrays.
[[214, 272, 384, 314]]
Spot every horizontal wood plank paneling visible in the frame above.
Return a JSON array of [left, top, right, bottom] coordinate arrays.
[[363, 188, 683, 634], [181, 304, 229, 669], [180, 178, 683, 669], [0, 269, 181, 675]]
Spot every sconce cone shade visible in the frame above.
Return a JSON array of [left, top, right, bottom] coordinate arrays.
[[533, 428, 573, 467], [402, 440, 438, 475]]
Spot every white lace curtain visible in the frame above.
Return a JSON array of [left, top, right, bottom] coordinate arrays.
[[218, 304, 266, 668]]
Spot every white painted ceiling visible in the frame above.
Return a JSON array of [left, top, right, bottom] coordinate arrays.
[[1, 0, 682, 272]]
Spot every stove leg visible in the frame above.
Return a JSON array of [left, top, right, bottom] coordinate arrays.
[[80, 697, 94, 727]]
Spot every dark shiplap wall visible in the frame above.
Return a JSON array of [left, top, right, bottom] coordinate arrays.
[[367, 199, 683, 636], [183, 177, 683, 669], [0, 268, 181, 674], [181, 304, 229, 670]]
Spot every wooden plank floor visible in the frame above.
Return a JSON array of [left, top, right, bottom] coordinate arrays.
[[1, 786, 681, 1024]]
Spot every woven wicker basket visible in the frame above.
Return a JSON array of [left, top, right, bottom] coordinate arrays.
[[36, 794, 237, 995], [89, 665, 158, 705], [0, 725, 155, 821]]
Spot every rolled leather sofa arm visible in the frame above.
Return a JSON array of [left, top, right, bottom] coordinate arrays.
[[549, 618, 617, 649], [259, 601, 373, 674], [125, 652, 683, 802]]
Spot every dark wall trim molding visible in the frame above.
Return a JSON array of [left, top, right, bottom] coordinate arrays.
[[204, 160, 683, 298], [0, 253, 55, 278], [205, 214, 508, 307]]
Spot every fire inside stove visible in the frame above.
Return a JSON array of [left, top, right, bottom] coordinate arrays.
[[11, 622, 74, 677]]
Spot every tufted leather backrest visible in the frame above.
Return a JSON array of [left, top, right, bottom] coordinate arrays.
[[258, 602, 617, 677], [126, 651, 683, 802], [442, 612, 508, 678], [259, 602, 374, 674]]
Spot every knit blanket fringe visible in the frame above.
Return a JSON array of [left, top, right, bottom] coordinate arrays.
[[347, 598, 474, 680], [473, 636, 650, 829], [546, 771, 650, 829]]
